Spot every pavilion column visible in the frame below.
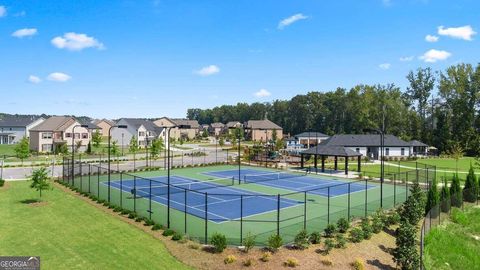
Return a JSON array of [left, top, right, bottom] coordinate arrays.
[[334, 156, 338, 171], [300, 154, 304, 169], [357, 156, 361, 172], [314, 155, 318, 171], [345, 157, 348, 175], [321, 155, 325, 173]]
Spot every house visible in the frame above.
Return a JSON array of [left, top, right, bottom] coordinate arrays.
[[91, 119, 115, 136], [110, 118, 165, 148], [29, 116, 90, 153], [226, 121, 243, 135], [210, 122, 225, 137], [245, 119, 283, 142], [318, 134, 423, 160], [153, 117, 200, 140], [409, 140, 428, 156], [0, 115, 44, 145], [285, 132, 330, 154]]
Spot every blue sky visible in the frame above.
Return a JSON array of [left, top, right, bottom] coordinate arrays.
[[0, 0, 478, 119]]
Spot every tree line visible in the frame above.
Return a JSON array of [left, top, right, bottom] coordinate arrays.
[[187, 63, 480, 156]]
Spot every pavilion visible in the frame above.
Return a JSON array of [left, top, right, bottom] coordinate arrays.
[[300, 145, 363, 175]]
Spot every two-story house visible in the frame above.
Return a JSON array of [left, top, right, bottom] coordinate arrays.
[[110, 118, 165, 148], [0, 115, 44, 145], [245, 119, 283, 142], [153, 117, 199, 140], [29, 116, 90, 153]]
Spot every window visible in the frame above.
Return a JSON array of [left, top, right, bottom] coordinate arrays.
[[139, 131, 145, 137], [82, 133, 88, 139], [65, 133, 72, 138], [356, 148, 360, 153], [385, 148, 390, 156], [42, 144, 53, 152], [74, 133, 80, 139], [42, 132, 52, 139], [401, 148, 405, 156]]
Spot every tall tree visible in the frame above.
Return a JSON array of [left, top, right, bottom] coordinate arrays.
[[129, 136, 139, 170], [14, 137, 30, 164]]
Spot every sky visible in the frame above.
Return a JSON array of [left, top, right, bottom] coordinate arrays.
[[0, 0, 478, 119]]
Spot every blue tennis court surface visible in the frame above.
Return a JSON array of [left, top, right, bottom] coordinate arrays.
[[104, 175, 302, 223], [204, 169, 377, 197]]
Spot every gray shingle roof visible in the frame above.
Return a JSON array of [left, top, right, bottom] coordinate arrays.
[[92, 119, 115, 126], [409, 140, 428, 147], [295, 132, 329, 138], [0, 115, 42, 127], [302, 145, 362, 157], [170, 118, 200, 129], [320, 134, 412, 147], [210, 122, 225, 128], [246, 119, 282, 130], [226, 121, 242, 128], [119, 118, 164, 136], [30, 116, 76, 132]]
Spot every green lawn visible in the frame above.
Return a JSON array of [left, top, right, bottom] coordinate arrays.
[[424, 206, 480, 270], [0, 144, 16, 156], [0, 181, 190, 270]]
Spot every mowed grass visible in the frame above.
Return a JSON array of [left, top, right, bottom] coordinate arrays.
[[0, 181, 190, 270], [0, 144, 16, 156], [424, 206, 480, 270]]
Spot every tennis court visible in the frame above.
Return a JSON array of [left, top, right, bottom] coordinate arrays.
[[105, 175, 301, 223], [204, 169, 376, 197]]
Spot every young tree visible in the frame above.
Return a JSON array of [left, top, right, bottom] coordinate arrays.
[[400, 181, 426, 226], [75, 140, 83, 152], [394, 219, 420, 270], [91, 130, 102, 148], [425, 177, 440, 217], [219, 136, 225, 147], [55, 144, 69, 155], [86, 141, 92, 154], [271, 129, 277, 142], [14, 137, 30, 164], [463, 164, 478, 202], [30, 167, 51, 198], [450, 174, 463, 208], [129, 136, 139, 170], [150, 138, 164, 160], [439, 177, 451, 213], [202, 129, 209, 138], [449, 143, 464, 173]]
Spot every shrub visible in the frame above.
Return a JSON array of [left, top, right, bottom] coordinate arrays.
[[351, 258, 365, 270], [386, 211, 400, 226], [0, 179, 5, 187], [450, 174, 463, 208], [171, 232, 183, 241], [336, 218, 350, 233], [113, 206, 122, 212], [320, 258, 333, 266], [267, 234, 283, 252], [162, 228, 175, 237], [309, 231, 321, 244], [144, 219, 155, 226], [360, 219, 372, 240], [323, 239, 334, 254], [349, 227, 364, 243], [128, 213, 137, 219], [294, 229, 310, 249], [324, 224, 337, 238], [440, 178, 451, 213], [188, 242, 200, 250], [283, 258, 299, 268], [242, 258, 253, 267], [335, 234, 347, 249], [97, 199, 105, 204], [152, 224, 163, 231], [224, 255, 236, 264], [102, 202, 110, 207], [242, 232, 256, 253], [463, 164, 478, 203], [371, 214, 384, 234], [134, 217, 144, 223], [120, 209, 131, 215], [260, 252, 271, 262], [210, 232, 227, 253]]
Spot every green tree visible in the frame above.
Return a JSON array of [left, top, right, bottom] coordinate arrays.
[[394, 219, 420, 270], [202, 129, 208, 138], [425, 177, 440, 217], [450, 174, 463, 208], [399, 182, 426, 226], [92, 130, 102, 148], [55, 144, 69, 155], [110, 140, 120, 156], [448, 143, 464, 172], [150, 138, 164, 160], [14, 137, 30, 164], [439, 177, 451, 213], [30, 167, 51, 198], [86, 141, 92, 154], [75, 140, 83, 152], [271, 129, 277, 142], [463, 164, 478, 202], [219, 137, 225, 147], [129, 136, 139, 170]]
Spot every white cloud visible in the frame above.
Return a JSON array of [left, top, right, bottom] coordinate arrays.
[[438, 25, 476, 41], [51, 32, 105, 51], [254, 89, 271, 98], [47, 72, 72, 82], [419, 49, 451, 63], [195, 65, 220, 76], [278, 13, 309, 29], [0, 6, 6, 17], [12, 28, 38, 38], [425, 34, 439, 42], [399, 56, 414, 62], [379, 63, 391, 70], [28, 75, 41, 84]]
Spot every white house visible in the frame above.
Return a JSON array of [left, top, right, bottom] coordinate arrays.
[[0, 116, 44, 145], [286, 132, 331, 154], [110, 118, 166, 148]]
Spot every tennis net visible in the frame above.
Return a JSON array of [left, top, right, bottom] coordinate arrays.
[[132, 177, 235, 197], [242, 171, 307, 184]]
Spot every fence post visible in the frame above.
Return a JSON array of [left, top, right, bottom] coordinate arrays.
[[184, 189, 188, 235], [347, 183, 351, 221], [88, 164, 91, 194], [327, 187, 331, 224], [120, 173, 123, 208], [277, 194, 280, 236], [240, 195, 244, 245], [303, 191, 307, 230], [364, 179, 368, 217], [97, 166, 100, 198], [149, 179, 152, 220], [393, 173, 396, 206], [205, 193, 208, 244], [405, 172, 409, 200], [80, 162, 83, 190], [133, 176, 137, 213]]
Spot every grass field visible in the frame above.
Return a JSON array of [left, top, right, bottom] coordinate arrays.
[[0, 144, 16, 156], [424, 206, 480, 270], [67, 164, 409, 245], [0, 181, 190, 270]]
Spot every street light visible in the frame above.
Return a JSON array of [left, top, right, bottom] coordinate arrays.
[[71, 124, 89, 186], [363, 128, 384, 208], [108, 124, 128, 203]]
